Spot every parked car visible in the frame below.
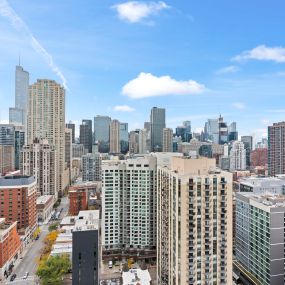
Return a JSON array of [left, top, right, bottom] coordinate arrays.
[[23, 272, 29, 279], [108, 261, 113, 269], [10, 274, 16, 281]]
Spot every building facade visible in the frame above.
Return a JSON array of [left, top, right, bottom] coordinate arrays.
[[230, 141, 246, 171], [80, 120, 93, 153], [162, 128, 173, 152], [94, 116, 111, 153], [21, 139, 57, 196], [150, 107, 165, 152], [109, 120, 120, 154], [0, 146, 15, 175], [268, 122, 285, 176], [102, 157, 157, 253], [235, 192, 285, 285], [82, 153, 101, 182], [0, 176, 37, 241], [157, 157, 233, 285], [27, 79, 65, 195]]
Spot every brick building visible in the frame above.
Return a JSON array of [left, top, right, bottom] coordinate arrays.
[[0, 218, 21, 280], [0, 176, 37, 244], [250, 148, 268, 168], [69, 188, 88, 216]]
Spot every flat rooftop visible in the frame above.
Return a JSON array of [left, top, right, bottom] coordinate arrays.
[[122, 269, 151, 285], [74, 210, 100, 232], [0, 176, 35, 187], [37, 195, 54, 205]]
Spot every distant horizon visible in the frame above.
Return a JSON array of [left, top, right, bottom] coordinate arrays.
[[1, 1, 285, 142]]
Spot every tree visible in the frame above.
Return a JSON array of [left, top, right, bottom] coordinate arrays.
[[48, 222, 59, 232], [36, 254, 71, 285], [33, 227, 41, 239]]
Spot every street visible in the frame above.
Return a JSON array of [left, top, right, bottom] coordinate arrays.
[[3, 197, 69, 285]]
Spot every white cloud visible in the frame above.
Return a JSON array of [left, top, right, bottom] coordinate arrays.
[[112, 1, 170, 23], [216, 65, 239, 75], [0, 119, 9, 124], [0, 0, 68, 89], [233, 45, 285, 63], [261, 119, 270, 125], [232, 102, 245, 110], [122, 72, 205, 99], [113, 105, 135, 112]]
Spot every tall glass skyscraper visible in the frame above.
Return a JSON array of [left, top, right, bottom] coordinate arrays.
[[150, 107, 165, 152], [94, 116, 111, 153], [9, 65, 29, 126]]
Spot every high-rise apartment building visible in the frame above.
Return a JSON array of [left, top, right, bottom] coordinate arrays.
[[9, 65, 29, 127], [109, 120, 120, 153], [162, 128, 173, 152], [235, 192, 285, 285], [229, 141, 246, 171], [21, 139, 57, 196], [268, 122, 285, 176], [120, 122, 129, 154], [139, 129, 148, 154], [129, 131, 139, 154], [150, 107, 165, 152], [241, 136, 253, 169], [72, 144, 86, 158], [27, 79, 65, 194], [65, 128, 72, 169], [157, 157, 233, 285], [66, 121, 76, 143], [0, 176, 37, 241], [82, 153, 101, 182], [94, 116, 111, 153], [80, 120, 93, 153], [102, 157, 157, 253]]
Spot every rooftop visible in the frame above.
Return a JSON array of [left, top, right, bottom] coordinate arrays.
[[122, 269, 151, 285], [0, 175, 35, 187], [37, 195, 54, 205], [74, 210, 100, 232]]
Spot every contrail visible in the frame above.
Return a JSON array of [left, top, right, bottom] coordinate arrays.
[[0, 0, 68, 89]]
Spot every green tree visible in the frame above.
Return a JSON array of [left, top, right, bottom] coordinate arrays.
[[48, 222, 59, 232], [36, 254, 71, 285]]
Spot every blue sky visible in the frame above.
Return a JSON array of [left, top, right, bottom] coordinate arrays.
[[1, 0, 285, 140]]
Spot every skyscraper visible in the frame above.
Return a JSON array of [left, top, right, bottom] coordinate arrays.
[[14, 126, 25, 170], [109, 120, 120, 153], [9, 65, 29, 127], [0, 124, 15, 146], [27, 79, 65, 194], [228, 122, 238, 141], [129, 130, 139, 154], [139, 128, 148, 154], [94, 116, 111, 153], [162, 128, 173, 152], [229, 141, 246, 171], [120, 122, 129, 154], [66, 121, 76, 143], [268, 122, 285, 176], [65, 128, 72, 169], [80, 120, 93, 153], [241, 136, 253, 169], [21, 139, 57, 196], [157, 157, 233, 285], [150, 107, 165, 152]]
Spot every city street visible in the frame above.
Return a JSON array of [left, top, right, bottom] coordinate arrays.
[[3, 197, 70, 285]]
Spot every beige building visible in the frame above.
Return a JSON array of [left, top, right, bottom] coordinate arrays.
[[162, 128, 173, 152], [157, 157, 232, 285], [109, 120, 120, 153], [0, 145, 15, 175], [27, 79, 65, 195], [21, 139, 57, 197]]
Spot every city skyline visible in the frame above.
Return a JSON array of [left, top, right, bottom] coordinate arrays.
[[1, 1, 285, 139]]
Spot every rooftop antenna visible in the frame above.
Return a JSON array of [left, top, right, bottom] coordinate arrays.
[[18, 52, 21, 66]]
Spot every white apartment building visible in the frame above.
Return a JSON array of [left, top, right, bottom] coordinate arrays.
[[157, 157, 233, 285], [21, 139, 57, 196], [102, 156, 157, 252], [230, 141, 246, 171]]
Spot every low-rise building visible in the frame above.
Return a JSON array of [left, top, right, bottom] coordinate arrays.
[[0, 218, 21, 280], [69, 188, 88, 215], [36, 195, 54, 223]]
